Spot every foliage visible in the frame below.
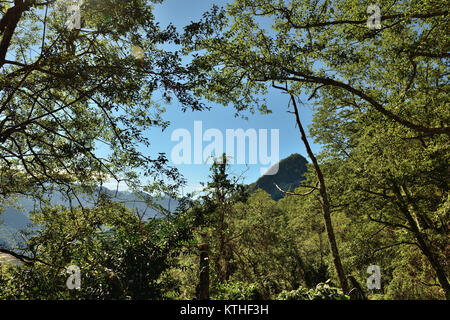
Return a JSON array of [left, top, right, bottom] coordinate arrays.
[[182, 0, 450, 299], [277, 281, 349, 300], [0, 199, 195, 299], [212, 281, 262, 300], [0, 0, 203, 199], [1, 0, 448, 300]]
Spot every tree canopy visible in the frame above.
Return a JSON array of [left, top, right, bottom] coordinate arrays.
[[0, 0, 448, 301], [182, 0, 449, 299], [0, 0, 204, 199]]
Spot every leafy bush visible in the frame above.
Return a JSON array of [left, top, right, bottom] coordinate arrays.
[[212, 281, 262, 300], [276, 280, 349, 300], [0, 201, 195, 300]]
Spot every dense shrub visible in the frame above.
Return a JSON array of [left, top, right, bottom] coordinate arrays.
[[212, 281, 262, 300], [276, 280, 349, 300]]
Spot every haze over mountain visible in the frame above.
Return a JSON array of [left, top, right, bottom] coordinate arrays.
[[0, 153, 308, 248], [0, 187, 177, 248]]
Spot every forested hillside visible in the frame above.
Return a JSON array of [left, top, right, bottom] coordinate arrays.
[[0, 0, 448, 301]]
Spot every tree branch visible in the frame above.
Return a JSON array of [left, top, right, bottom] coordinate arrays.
[[274, 182, 318, 196]]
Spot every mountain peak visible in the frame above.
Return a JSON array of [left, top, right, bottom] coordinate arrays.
[[249, 153, 308, 200]]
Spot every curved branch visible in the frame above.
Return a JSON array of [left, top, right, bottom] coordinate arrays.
[[271, 69, 450, 135], [0, 248, 53, 267], [274, 183, 318, 196]]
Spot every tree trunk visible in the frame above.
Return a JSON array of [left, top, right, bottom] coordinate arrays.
[[290, 94, 349, 294], [392, 184, 450, 299], [217, 205, 226, 283], [196, 232, 210, 300]]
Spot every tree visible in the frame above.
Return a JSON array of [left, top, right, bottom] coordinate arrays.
[[274, 87, 349, 294], [230, 189, 312, 298], [182, 0, 449, 298], [184, 0, 448, 135], [193, 154, 248, 292], [0, 198, 195, 299], [311, 99, 450, 299], [0, 0, 203, 199]]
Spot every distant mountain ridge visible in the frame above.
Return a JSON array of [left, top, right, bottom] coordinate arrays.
[[0, 187, 177, 248], [249, 153, 309, 200], [1, 154, 308, 247]]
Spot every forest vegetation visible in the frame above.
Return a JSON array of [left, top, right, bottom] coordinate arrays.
[[0, 0, 448, 300]]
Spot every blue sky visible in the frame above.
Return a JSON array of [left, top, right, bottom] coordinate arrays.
[[107, 0, 322, 194]]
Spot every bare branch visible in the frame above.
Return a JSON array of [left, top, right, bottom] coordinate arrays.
[[274, 182, 318, 197]]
